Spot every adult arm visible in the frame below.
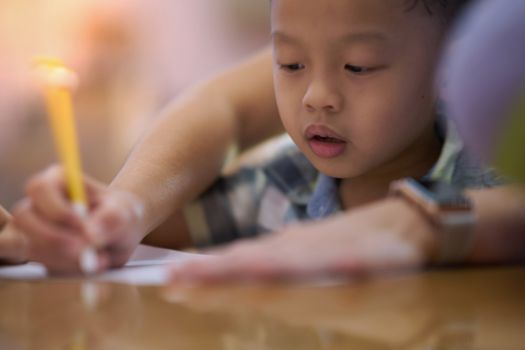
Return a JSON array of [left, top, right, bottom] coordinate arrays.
[[169, 185, 525, 283]]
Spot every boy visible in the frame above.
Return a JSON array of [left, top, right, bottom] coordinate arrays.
[[14, 0, 499, 274]]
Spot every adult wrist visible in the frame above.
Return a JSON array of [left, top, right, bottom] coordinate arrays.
[[389, 178, 476, 265], [385, 197, 441, 263]]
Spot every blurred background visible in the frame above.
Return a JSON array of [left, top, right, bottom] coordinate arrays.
[[0, 0, 270, 208]]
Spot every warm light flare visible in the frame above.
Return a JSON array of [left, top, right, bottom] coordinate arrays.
[[33, 57, 79, 89]]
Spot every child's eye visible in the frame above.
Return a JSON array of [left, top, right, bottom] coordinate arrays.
[[344, 64, 371, 74], [279, 63, 305, 72]]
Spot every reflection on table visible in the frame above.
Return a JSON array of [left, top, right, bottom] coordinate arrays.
[[0, 267, 524, 350]]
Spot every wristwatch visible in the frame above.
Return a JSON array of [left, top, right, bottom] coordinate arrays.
[[389, 178, 476, 264]]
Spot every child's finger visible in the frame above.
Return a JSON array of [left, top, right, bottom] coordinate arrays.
[[0, 223, 28, 264], [13, 199, 87, 273], [25, 165, 79, 225]]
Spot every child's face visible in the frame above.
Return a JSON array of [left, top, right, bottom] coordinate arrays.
[[271, 0, 445, 178]]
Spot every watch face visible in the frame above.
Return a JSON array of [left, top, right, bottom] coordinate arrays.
[[415, 179, 471, 209]]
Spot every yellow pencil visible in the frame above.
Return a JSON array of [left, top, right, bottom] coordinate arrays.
[[34, 57, 98, 274]]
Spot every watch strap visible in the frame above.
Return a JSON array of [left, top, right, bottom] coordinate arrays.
[[436, 210, 476, 264]]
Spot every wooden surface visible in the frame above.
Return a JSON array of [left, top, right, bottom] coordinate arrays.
[[0, 267, 524, 349]]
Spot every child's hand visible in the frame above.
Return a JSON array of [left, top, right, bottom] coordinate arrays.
[[169, 198, 438, 284], [0, 223, 28, 265], [12, 165, 145, 274]]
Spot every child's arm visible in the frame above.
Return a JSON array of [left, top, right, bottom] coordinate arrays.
[[13, 48, 281, 273], [113, 47, 280, 244]]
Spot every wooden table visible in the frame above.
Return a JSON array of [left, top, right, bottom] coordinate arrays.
[[1, 267, 524, 349]]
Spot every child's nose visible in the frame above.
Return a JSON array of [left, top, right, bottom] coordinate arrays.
[[302, 79, 343, 113]]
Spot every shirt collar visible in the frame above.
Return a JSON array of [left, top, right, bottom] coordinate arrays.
[[306, 174, 341, 219]]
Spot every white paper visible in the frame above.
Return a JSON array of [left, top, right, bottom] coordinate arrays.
[[0, 244, 203, 285]]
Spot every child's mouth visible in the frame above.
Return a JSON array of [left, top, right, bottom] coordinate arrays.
[[305, 125, 347, 158], [311, 135, 344, 143]]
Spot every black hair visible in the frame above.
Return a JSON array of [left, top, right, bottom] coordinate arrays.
[[407, 0, 474, 21], [269, 0, 475, 22]]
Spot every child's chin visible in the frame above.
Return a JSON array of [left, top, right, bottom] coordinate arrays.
[[309, 158, 360, 179]]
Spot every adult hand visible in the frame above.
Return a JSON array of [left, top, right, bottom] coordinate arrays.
[[12, 165, 145, 274], [169, 198, 438, 284]]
